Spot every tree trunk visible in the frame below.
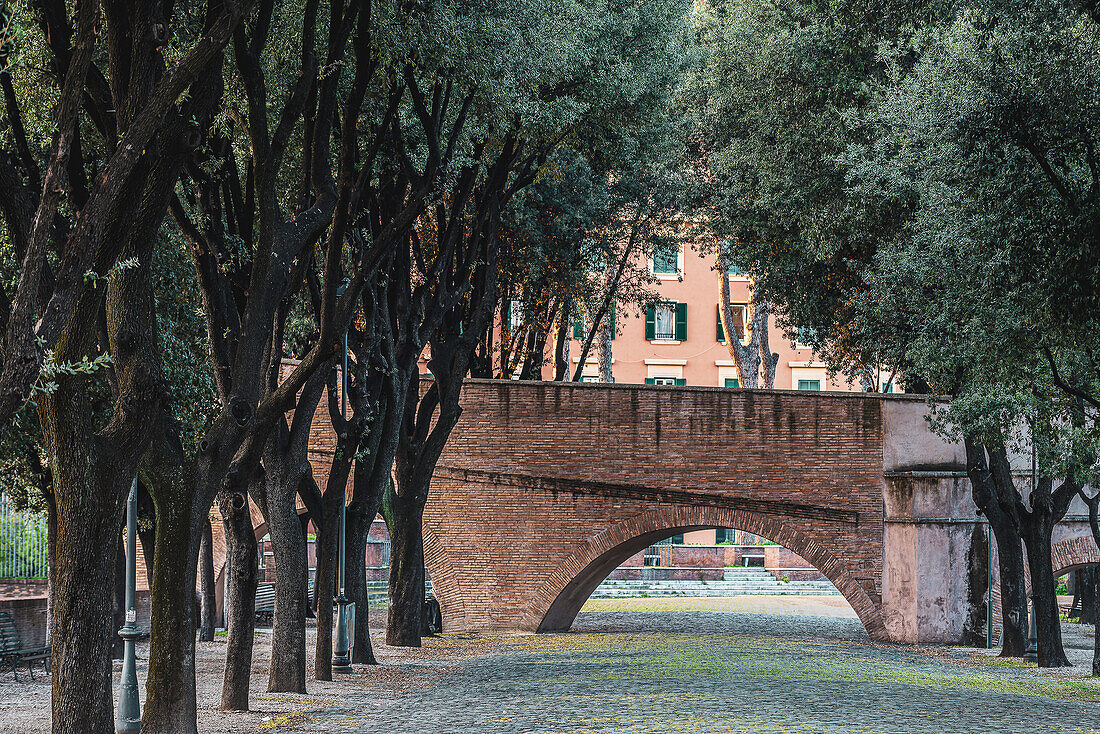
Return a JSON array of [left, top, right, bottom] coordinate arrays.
[[991, 516, 1029, 657], [553, 299, 571, 381], [597, 310, 613, 382], [313, 498, 340, 681], [345, 505, 378, 664], [964, 439, 1028, 657], [263, 494, 308, 692], [1094, 603, 1100, 677], [141, 493, 202, 732], [199, 516, 217, 641], [50, 482, 127, 734], [220, 490, 258, 711], [1022, 518, 1072, 667], [383, 488, 424, 647], [111, 528, 126, 660], [1077, 566, 1097, 626]]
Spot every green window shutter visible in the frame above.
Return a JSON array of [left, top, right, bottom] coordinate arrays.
[[645, 377, 656, 385], [798, 379, 821, 391], [675, 302, 687, 341], [716, 304, 725, 342], [573, 313, 585, 339], [645, 304, 655, 341], [502, 301, 511, 331], [724, 378, 739, 388], [608, 303, 616, 340], [674, 378, 687, 386]]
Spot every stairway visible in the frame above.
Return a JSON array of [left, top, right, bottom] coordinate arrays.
[[589, 566, 840, 598]]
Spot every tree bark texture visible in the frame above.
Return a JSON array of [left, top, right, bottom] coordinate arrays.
[[111, 529, 126, 660], [48, 480, 127, 734], [141, 484, 203, 730], [256, 468, 309, 693], [199, 516, 218, 640], [383, 487, 425, 648], [1022, 518, 1072, 667], [312, 496, 341, 681], [964, 439, 1028, 656], [219, 490, 258, 710], [1075, 566, 1097, 626], [344, 504, 378, 664]]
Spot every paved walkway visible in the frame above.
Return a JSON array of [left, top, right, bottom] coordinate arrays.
[[285, 605, 1100, 734]]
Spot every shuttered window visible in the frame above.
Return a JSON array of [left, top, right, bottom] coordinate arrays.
[[716, 303, 746, 342], [653, 243, 679, 274]]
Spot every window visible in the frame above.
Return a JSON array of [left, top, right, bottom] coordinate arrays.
[[881, 381, 893, 394], [645, 302, 686, 341], [652, 243, 679, 274], [503, 300, 524, 333], [654, 303, 675, 340], [716, 303, 747, 342], [646, 377, 686, 386], [797, 379, 821, 391], [796, 327, 816, 347], [724, 378, 740, 388], [715, 528, 735, 544], [574, 304, 616, 341]]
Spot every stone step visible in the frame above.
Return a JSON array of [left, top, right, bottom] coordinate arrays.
[[590, 576, 841, 598]]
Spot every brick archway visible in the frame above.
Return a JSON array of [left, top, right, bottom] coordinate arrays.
[[528, 507, 885, 638], [1052, 535, 1100, 577]]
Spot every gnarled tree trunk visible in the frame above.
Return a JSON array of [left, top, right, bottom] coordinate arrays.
[[219, 490, 258, 710]]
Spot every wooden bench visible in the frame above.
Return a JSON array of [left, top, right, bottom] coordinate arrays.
[[0, 608, 50, 681]]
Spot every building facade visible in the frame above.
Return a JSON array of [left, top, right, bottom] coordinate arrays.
[[527, 241, 900, 393]]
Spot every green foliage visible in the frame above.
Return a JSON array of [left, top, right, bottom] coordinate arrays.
[[684, 0, 1100, 476]]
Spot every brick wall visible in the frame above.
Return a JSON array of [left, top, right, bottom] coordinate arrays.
[[764, 545, 824, 581], [410, 380, 889, 638]]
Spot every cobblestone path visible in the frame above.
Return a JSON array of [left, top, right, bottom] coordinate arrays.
[[290, 611, 1100, 734]]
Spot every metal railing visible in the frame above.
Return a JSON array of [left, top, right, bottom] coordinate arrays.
[[0, 495, 48, 580]]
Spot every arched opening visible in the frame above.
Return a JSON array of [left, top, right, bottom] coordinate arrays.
[[534, 508, 884, 638]]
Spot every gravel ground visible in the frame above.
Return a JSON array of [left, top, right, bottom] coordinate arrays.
[[1, 598, 1097, 733], [289, 606, 1100, 734]]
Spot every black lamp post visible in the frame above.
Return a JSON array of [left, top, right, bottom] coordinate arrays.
[[332, 278, 353, 673]]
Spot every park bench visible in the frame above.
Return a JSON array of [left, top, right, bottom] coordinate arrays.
[[0, 608, 50, 681]]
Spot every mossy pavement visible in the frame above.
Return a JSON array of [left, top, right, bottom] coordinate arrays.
[[270, 598, 1100, 734]]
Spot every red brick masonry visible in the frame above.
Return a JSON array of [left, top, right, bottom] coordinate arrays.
[[419, 381, 891, 638]]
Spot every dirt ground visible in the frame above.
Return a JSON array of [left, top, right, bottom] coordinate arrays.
[[0, 614, 502, 733]]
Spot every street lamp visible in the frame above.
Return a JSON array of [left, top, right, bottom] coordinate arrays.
[[333, 278, 353, 673], [116, 477, 141, 733]]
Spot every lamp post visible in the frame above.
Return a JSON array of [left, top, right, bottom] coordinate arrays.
[[332, 278, 353, 673], [116, 477, 141, 733]]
